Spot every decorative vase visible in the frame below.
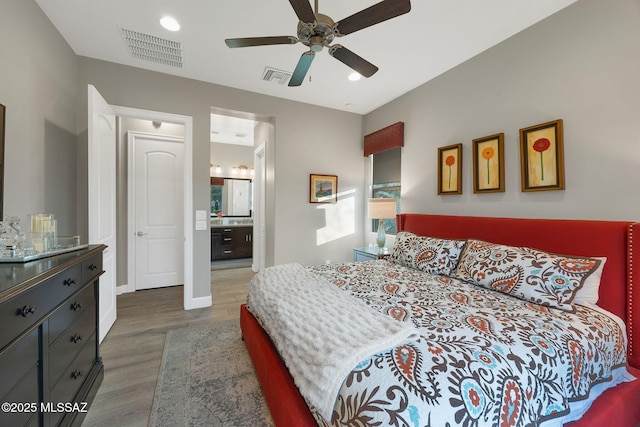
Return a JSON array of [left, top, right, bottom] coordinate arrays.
[[376, 219, 386, 248]]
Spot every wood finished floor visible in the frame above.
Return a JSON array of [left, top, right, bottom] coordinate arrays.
[[81, 267, 255, 427]]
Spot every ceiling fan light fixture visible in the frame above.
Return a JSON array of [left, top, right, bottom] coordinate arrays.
[[160, 16, 180, 32], [309, 36, 324, 52], [224, 0, 412, 86]]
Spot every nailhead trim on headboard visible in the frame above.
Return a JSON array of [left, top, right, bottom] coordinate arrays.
[[629, 223, 636, 361]]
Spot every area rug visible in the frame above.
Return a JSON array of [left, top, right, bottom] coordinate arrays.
[[149, 320, 275, 427]]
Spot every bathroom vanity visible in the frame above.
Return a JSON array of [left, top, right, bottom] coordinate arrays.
[[210, 225, 252, 261]]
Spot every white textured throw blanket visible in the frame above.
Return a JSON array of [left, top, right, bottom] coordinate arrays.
[[246, 263, 421, 421]]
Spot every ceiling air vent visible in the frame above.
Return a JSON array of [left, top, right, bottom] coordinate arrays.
[[121, 28, 183, 68], [262, 67, 292, 85]]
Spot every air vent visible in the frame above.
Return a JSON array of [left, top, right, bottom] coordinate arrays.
[[120, 28, 183, 68], [262, 67, 292, 85]]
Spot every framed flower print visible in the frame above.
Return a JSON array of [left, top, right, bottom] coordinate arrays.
[[519, 119, 565, 192], [438, 143, 462, 195], [473, 133, 504, 193]]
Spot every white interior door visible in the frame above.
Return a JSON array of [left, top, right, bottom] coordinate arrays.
[[88, 85, 117, 343], [129, 132, 184, 290], [252, 143, 266, 272]]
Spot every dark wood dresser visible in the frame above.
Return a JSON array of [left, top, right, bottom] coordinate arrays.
[[0, 245, 106, 427]]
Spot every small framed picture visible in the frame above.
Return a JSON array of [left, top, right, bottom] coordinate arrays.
[[438, 143, 462, 195], [309, 174, 338, 203], [519, 119, 565, 192], [472, 133, 505, 193]]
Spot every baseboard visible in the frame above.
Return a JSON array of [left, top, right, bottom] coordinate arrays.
[[116, 283, 135, 295], [185, 294, 212, 310]]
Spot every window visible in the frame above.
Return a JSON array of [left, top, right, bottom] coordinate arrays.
[[371, 147, 401, 234]]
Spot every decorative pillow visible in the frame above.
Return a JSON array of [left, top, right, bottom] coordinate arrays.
[[572, 256, 606, 306], [390, 232, 466, 276], [453, 239, 605, 311]]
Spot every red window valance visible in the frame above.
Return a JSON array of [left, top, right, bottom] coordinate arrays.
[[363, 121, 404, 157]]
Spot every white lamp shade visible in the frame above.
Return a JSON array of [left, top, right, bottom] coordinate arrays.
[[368, 198, 397, 219]]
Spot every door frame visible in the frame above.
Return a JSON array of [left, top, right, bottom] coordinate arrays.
[[112, 105, 203, 310], [126, 131, 184, 291], [252, 143, 266, 272]]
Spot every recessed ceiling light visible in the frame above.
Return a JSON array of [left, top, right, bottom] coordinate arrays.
[[160, 16, 180, 32], [348, 72, 361, 81]]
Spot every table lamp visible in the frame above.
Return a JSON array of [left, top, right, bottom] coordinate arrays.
[[368, 198, 397, 248]]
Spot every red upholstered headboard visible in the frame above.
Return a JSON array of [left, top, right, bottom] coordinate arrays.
[[397, 214, 639, 369]]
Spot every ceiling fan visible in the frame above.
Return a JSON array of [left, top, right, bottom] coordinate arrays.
[[225, 0, 411, 86]]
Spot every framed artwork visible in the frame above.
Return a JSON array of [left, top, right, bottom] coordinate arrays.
[[472, 133, 505, 193], [309, 174, 338, 203], [437, 143, 462, 195], [519, 119, 565, 192]]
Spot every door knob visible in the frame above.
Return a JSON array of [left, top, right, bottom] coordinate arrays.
[[136, 231, 148, 236]]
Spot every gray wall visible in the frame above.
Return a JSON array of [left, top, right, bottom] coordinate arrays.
[[75, 57, 365, 300], [364, 0, 640, 223], [0, 0, 79, 236], [5, 0, 638, 306], [1, 0, 364, 304]]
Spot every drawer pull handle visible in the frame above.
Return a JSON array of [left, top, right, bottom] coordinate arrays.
[[89, 263, 99, 271], [71, 370, 83, 379], [223, 250, 232, 254], [71, 301, 83, 311], [71, 334, 84, 344], [63, 278, 77, 286], [223, 238, 232, 241], [18, 305, 37, 317]]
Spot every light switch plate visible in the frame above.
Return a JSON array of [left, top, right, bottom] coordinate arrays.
[[195, 220, 207, 230], [195, 210, 207, 220]]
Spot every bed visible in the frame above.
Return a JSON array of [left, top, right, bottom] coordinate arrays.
[[240, 214, 640, 426]]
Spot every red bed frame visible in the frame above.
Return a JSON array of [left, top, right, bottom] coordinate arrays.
[[240, 214, 640, 426]]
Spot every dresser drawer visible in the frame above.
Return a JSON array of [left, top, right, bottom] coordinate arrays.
[[82, 252, 103, 284], [49, 306, 96, 388], [0, 365, 39, 427], [48, 284, 95, 347], [49, 332, 97, 426], [0, 328, 39, 400], [0, 264, 83, 348]]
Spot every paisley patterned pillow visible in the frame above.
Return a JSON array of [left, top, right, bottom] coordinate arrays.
[[454, 239, 604, 311], [389, 232, 466, 276]]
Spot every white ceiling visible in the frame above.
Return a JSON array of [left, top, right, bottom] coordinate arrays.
[[35, 0, 576, 115], [210, 114, 256, 146]]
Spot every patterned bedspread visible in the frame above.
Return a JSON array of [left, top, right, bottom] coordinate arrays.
[[304, 260, 631, 427]]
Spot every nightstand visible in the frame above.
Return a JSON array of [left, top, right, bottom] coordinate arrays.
[[353, 246, 391, 262]]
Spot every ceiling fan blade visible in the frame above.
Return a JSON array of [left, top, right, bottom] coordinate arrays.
[[225, 36, 298, 48], [289, 51, 315, 86], [335, 0, 411, 36], [329, 45, 378, 77], [288, 0, 316, 24]]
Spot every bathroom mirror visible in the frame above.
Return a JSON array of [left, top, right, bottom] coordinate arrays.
[[210, 178, 252, 217]]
